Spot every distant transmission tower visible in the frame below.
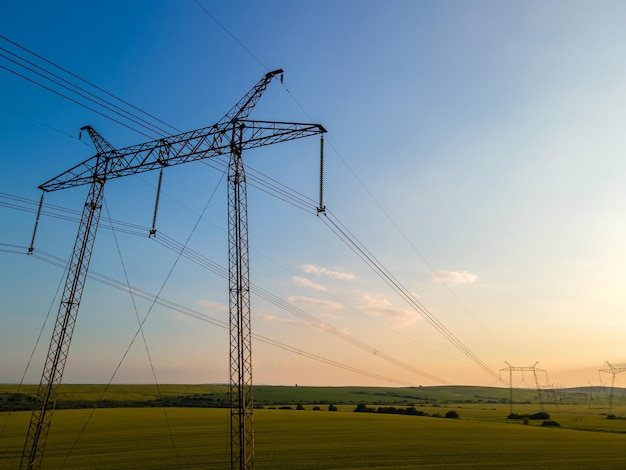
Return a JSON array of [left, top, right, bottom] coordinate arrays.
[[21, 69, 325, 470], [500, 361, 548, 416], [598, 361, 626, 416]]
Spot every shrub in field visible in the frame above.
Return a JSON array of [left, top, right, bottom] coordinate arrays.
[[354, 403, 375, 413], [296, 403, 305, 410], [312, 406, 321, 411], [404, 407, 428, 416], [444, 410, 459, 419], [541, 420, 561, 427], [507, 412, 550, 420], [328, 404, 338, 411]]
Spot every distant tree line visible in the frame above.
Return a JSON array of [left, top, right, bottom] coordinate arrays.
[[353, 403, 459, 418]]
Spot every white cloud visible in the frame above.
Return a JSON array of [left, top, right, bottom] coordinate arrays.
[[197, 300, 228, 312], [292, 276, 327, 292], [359, 294, 419, 328], [432, 271, 477, 286], [287, 296, 341, 310], [257, 313, 300, 324], [301, 264, 355, 280]]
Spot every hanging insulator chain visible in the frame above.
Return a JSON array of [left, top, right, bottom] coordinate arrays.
[[317, 135, 326, 215], [28, 191, 45, 254], [149, 142, 169, 237], [149, 168, 164, 237]]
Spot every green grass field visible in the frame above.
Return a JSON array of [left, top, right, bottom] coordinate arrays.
[[1, 385, 625, 469]]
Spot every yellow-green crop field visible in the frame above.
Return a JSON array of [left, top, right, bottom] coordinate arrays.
[[1, 385, 626, 468]]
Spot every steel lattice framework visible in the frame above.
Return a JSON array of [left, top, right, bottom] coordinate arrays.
[[599, 361, 626, 416], [21, 69, 325, 470], [500, 361, 548, 416], [228, 136, 255, 467]]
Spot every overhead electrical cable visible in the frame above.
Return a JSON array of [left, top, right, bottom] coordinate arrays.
[[186, 3, 504, 380], [0, 250, 68, 440], [192, 1, 267, 72], [2, 188, 457, 383], [59, 201, 182, 470], [147, 232, 446, 384], [1, 136, 491, 383], [0, 35, 181, 136], [1, 31, 489, 384], [320, 210, 502, 382], [2, 246, 419, 386], [57, 171, 227, 468], [0, 104, 91, 144], [0, 62, 155, 139], [0, 48, 169, 138], [0, 193, 446, 384]]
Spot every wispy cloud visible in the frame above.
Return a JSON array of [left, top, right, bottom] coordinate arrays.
[[258, 313, 300, 324], [287, 296, 341, 309], [432, 271, 477, 286], [359, 294, 419, 328], [292, 276, 327, 292], [301, 264, 355, 280], [197, 300, 228, 312]]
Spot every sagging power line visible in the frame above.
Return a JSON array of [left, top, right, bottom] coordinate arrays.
[[1, 193, 448, 385], [3, 32, 500, 388], [0, 34, 180, 139]]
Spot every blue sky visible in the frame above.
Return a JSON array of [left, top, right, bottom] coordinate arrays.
[[1, 1, 626, 388]]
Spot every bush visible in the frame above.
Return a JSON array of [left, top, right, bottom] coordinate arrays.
[[328, 404, 338, 412], [507, 412, 550, 420], [312, 406, 321, 411], [541, 420, 561, 427], [444, 410, 459, 419], [296, 403, 305, 410]]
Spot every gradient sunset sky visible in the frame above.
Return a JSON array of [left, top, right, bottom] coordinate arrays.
[[1, 1, 626, 389]]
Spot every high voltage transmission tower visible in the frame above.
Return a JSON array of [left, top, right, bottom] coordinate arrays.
[[598, 361, 626, 416], [21, 69, 326, 470], [500, 361, 548, 416]]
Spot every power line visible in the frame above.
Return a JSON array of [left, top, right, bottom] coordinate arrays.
[[0, 35, 181, 136], [192, 1, 268, 72], [0, 62, 155, 139], [2, 246, 417, 386], [186, 4, 500, 381], [0, 104, 90, 143], [2, 30, 495, 383], [2, 187, 477, 383], [0, 47, 170, 138], [321, 210, 502, 383], [1, 193, 447, 383]]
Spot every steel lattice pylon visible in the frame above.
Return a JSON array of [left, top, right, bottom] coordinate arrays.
[[599, 361, 626, 416], [21, 130, 115, 470], [22, 70, 325, 469], [228, 136, 255, 468], [500, 361, 548, 416]]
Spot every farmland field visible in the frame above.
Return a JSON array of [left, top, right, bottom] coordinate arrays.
[[1, 385, 625, 469]]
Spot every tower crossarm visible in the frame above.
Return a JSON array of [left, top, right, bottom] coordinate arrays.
[[599, 361, 626, 375], [38, 67, 290, 192], [38, 120, 325, 192]]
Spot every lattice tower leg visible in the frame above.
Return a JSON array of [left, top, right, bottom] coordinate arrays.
[[228, 137, 255, 470], [21, 175, 106, 470]]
